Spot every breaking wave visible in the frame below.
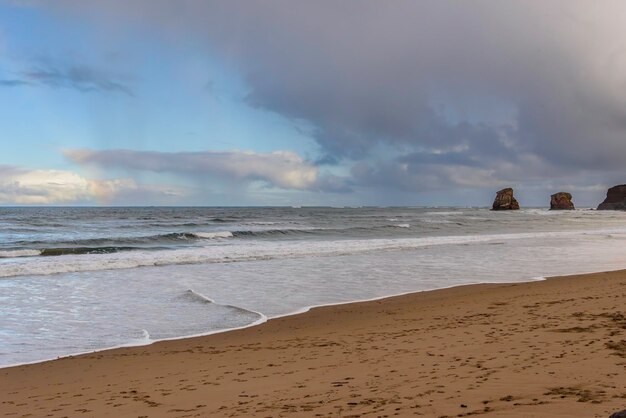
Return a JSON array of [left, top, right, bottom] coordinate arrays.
[[2, 224, 431, 260], [1, 229, 622, 278]]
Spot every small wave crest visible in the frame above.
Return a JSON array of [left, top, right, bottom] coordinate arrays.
[[136, 329, 151, 344], [182, 289, 215, 304], [210, 217, 231, 223], [133, 231, 235, 241], [424, 211, 462, 216], [180, 289, 264, 319], [231, 228, 314, 238], [419, 218, 452, 224], [192, 231, 234, 239], [40, 247, 136, 256]]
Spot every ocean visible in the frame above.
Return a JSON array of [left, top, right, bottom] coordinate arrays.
[[2, 206, 626, 367]]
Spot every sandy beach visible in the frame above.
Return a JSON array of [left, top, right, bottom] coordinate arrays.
[[1, 270, 625, 417]]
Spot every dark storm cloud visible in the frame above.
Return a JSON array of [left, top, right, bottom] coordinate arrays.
[[21, 1, 626, 197]]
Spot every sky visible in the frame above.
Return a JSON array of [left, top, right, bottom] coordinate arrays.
[[1, 1, 626, 206]]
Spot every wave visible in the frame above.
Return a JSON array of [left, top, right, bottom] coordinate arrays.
[[231, 228, 315, 238], [1, 246, 148, 259], [40, 247, 137, 256], [5, 223, 433, 254], [0, 229, 305, 259], [181, 289, 215, 304], [163, 228, 330, 240], [210, 217, 231, 223], [193, 231, 234, 239], [424, 211, 463, 216], [0, 249, 42, 258], [180, 289, 263, 319], [230, 224, 422, 237], [2, 228, 624, 278], [157, 232, 235, 241], [13, 231, 236, 248], [0, 229, 316, 260], [419, 218, 452, 224], [8, 227, 339, 250]]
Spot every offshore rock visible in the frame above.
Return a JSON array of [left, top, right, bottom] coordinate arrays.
[[598, 185, 626, 210], [492, 188, 520, 211], [550, 192, 574, 210]]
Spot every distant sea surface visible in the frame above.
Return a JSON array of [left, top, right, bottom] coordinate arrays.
[[2, 206, 626, 366]]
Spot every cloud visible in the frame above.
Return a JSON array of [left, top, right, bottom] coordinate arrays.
[[0, 79, 31, 87], [14, 1, 626, 200], [1, 64, 133, 95], [64, 148, 348, 192], [0, 166, 102, 204], [205, 1, 626, 174], [0, 165, 181, 204]]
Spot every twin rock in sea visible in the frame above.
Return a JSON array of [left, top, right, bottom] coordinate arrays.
[[491, 185, 626, 211]]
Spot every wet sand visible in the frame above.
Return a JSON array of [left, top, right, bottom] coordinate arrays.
[[1, 270, 626, 417]]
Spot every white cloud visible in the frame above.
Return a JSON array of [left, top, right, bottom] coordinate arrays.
[[65, 148, 336, 191], [0, 165, 184, 205], [0, 167, 91, 204]]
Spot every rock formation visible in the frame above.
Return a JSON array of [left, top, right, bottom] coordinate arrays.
[[609, 410, 626, 418], [550, 192, 574, 210], [597, 185, 626, 210], [491, 188, 520, 210]]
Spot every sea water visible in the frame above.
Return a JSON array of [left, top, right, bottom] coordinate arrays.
[[2, 206, 626, 366]]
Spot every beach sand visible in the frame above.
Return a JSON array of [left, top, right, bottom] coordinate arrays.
[[1, 270, 626, 417]]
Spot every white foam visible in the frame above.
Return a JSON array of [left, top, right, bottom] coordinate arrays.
[[521, 208, 556, 215], [0, 249, 41, 258], [419, 218, 452, 224], [140, 329, 151, 341], [424, 211, 462, 216], [395, 224, 410, 228], [0, 310, 269, 370], [0, 273, 555, 370], [193, 231, 234, 239], [2, 228, 626, 278]]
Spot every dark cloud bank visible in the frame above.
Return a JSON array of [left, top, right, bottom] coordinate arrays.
[[25, 1, 626, 204]]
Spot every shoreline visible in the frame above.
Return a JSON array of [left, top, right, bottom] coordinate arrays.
[[2, 270, 626, 417], [1, 275, 551, 370], [0, 268, 613, 370], [4, 215, 626, 370]]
